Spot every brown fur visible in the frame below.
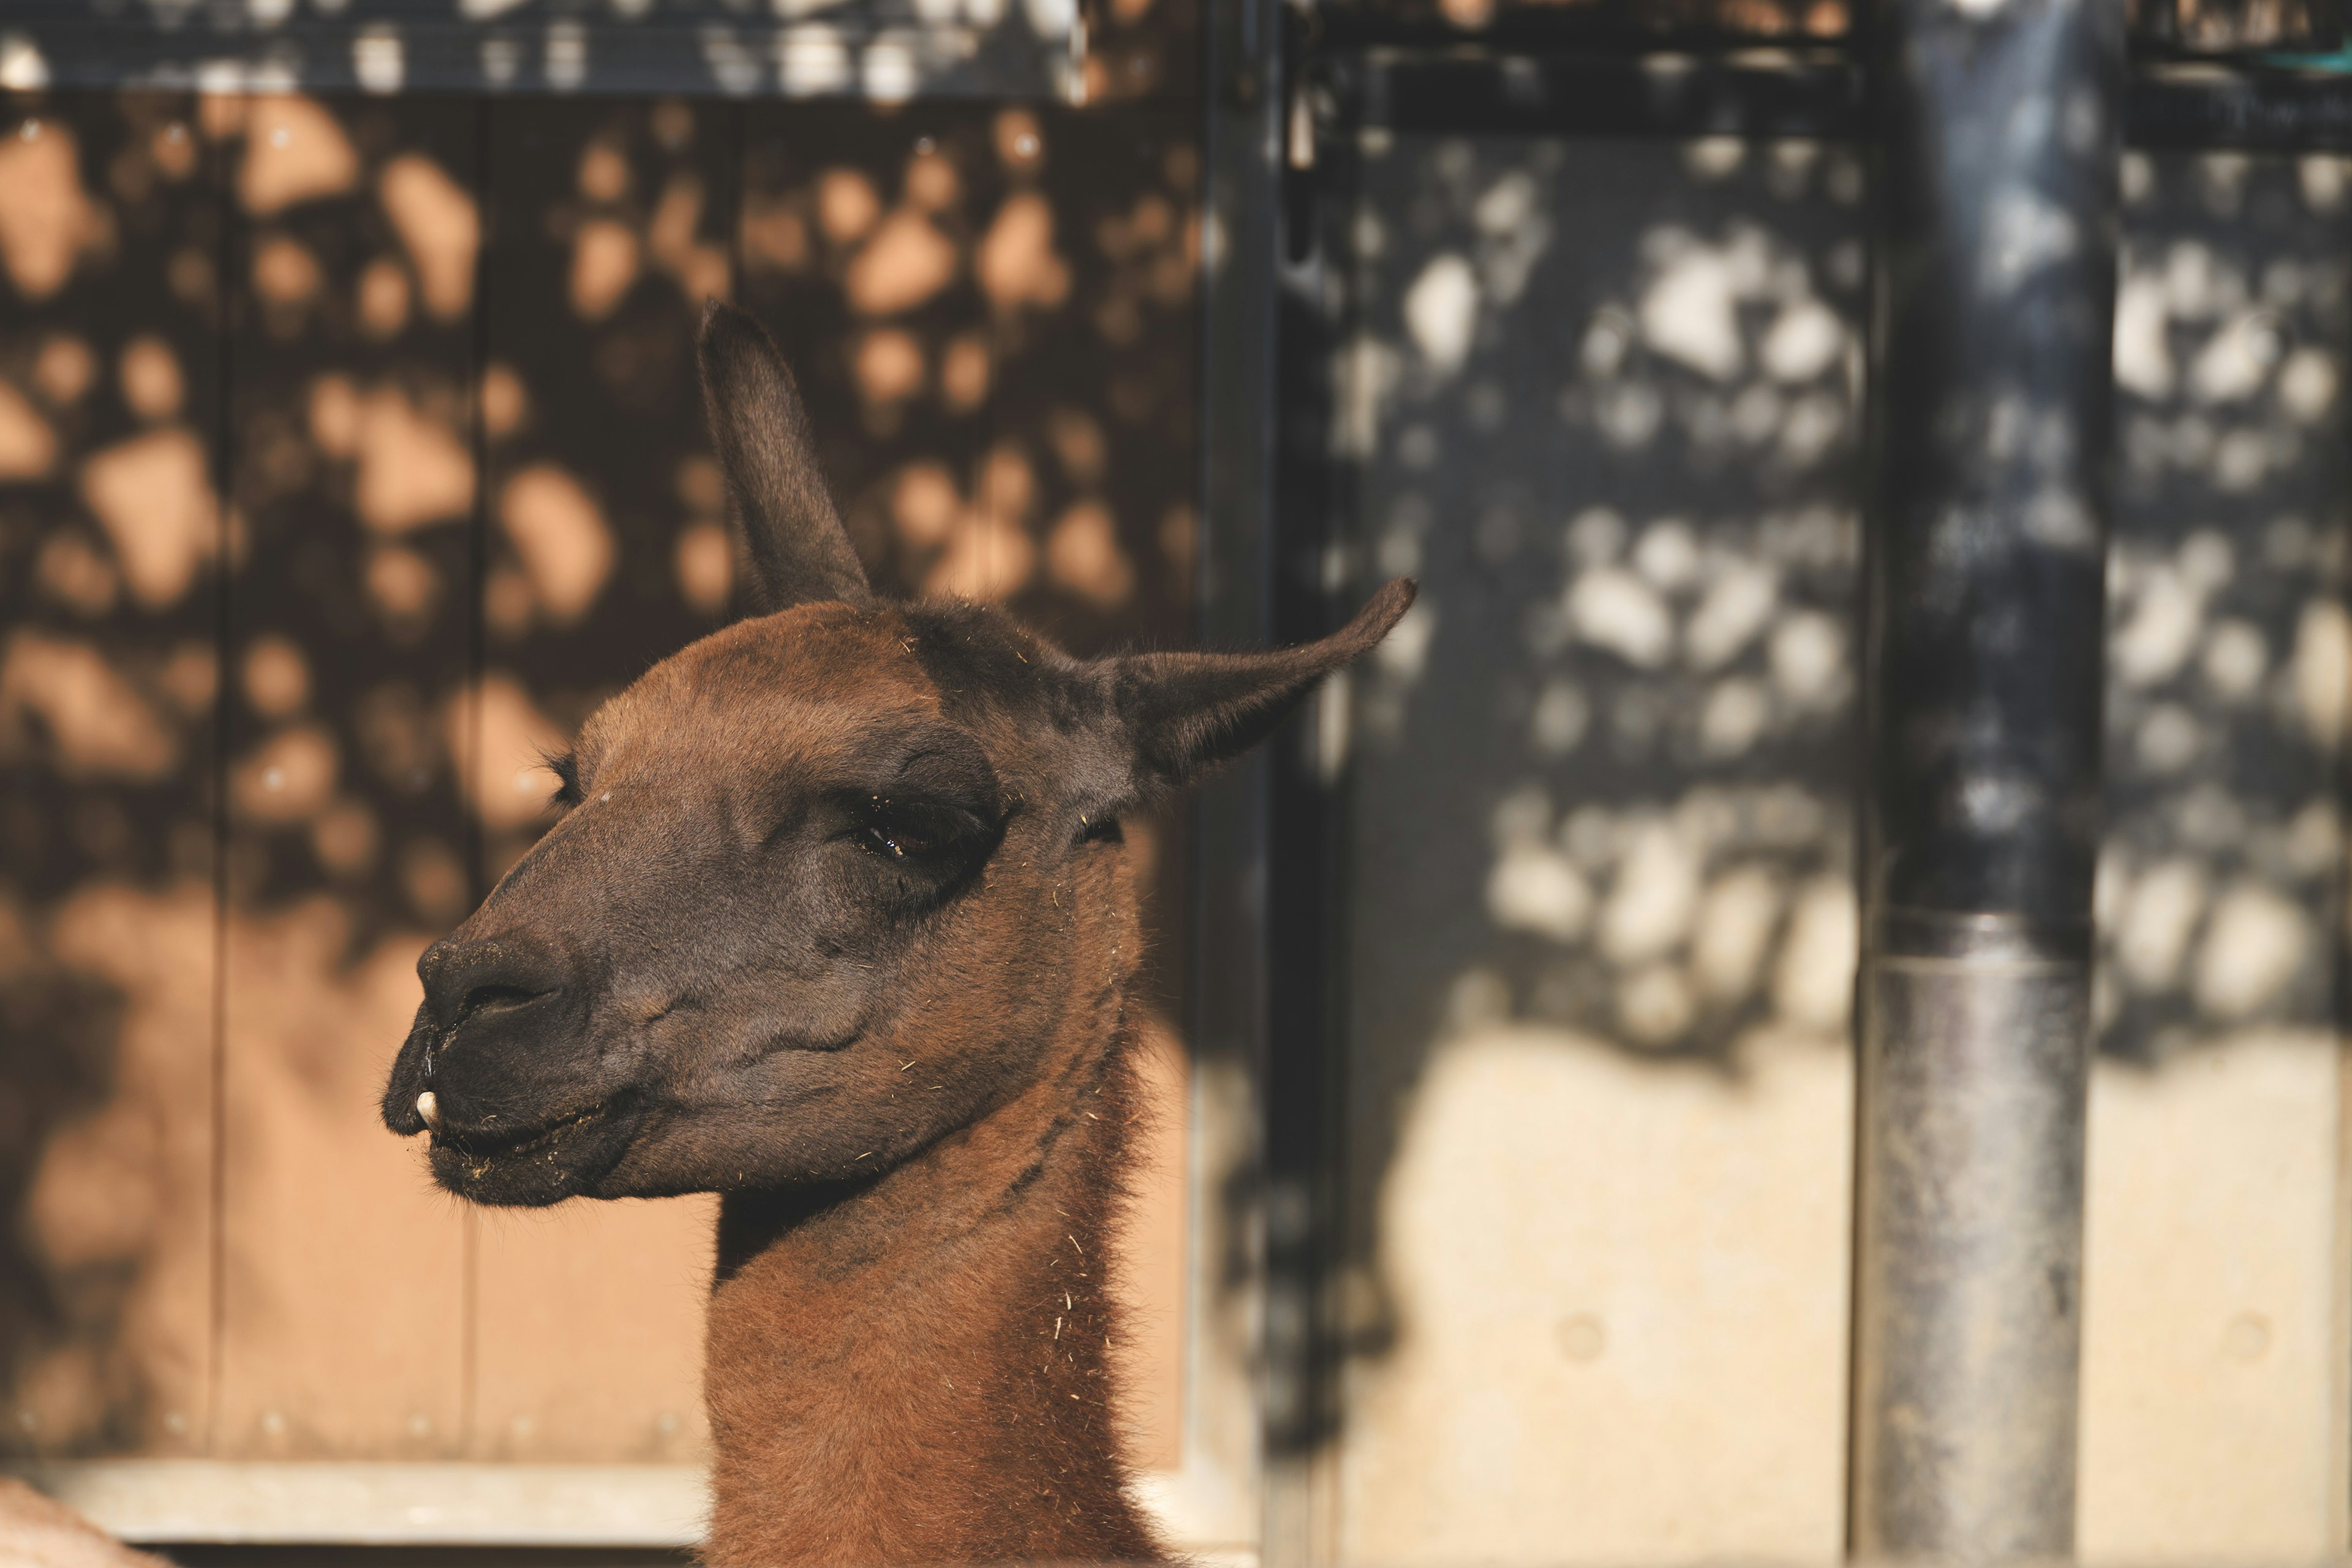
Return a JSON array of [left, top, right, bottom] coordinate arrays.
[[380, 302, 1412, 1565], [0, 1481, 167, 1568]]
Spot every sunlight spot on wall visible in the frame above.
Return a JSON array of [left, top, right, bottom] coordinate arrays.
[[1404, 253, 1479, 376], [238, 96, 358, 215], [0, 117, 94, 298], [499, 464, 616, 625], [816, 168, 880, 244], [1045, 500, 1135, 609], [113, 335, 183, 423], [570, 218, 640, 321], [576, 140, 630, 204], [1698, 679, 1771, 758], [2135, 703, 2203, 774], [36, 532, 117, 616], [401, 836, 471, 925], [646, 173, 728, 303], [1568, 568, 1672, 669], [2290, 600, 2350, 745], [2276, 349, 2337, 422], [306, 374, 359, 456], [978, 191, 1071, 312], [939, 331, 990, 410], [2189, 311, 2282, 404], [80, 428, 218, 608], [233, 724, 338, 824], [0, 34, 49, 92], [26, 1104, 160, 1275], [1684, 137, 1744, 181], [674, 521, 733, 617], [1767, 611, 1846, 709], [380, 154, 480, 321], [311, 798, 381, 878], [1684, 565, 1778, 670], [1771, 878, 1855, 1031], [1337, 335, 1403, 458], [462, 673, 570, 832], [2114, 273, 2174, 398], [2199, 619, 2267, 702], [1759, 300, 1843, 383], [1376, 600, 1438, 682], [1612, 962, 1694, 1045], [853, 328, 925, 406], [358, 255, 412, 339], [33, 333, 94, 407], [1599, 823, 1701, 965], [1628, 518, 1697, 592], [1691, 865, 1783, 1002], [0, 380, 59, 480], [0, 632, 175, 780], [242, 636, 311, 719], [889, 461, 962, 548], [356, 390, 474, 535], [1529, 680, 1589, 756], [2194, 884, 2306, 1019], [1486, 840, 1593, 945], [252, 233, 323, 308], [2113, 564, 2207, 688], [2116, 858, 2203, 993], [1638, 246, 1743, 381], [473, 364, 524, 442]]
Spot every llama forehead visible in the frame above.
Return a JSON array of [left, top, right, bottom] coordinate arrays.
[[575, 598, 1088, 791], [581, 606, 933, 762]]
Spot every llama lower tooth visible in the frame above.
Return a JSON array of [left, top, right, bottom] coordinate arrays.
[[417, 1091, 442, 1131]]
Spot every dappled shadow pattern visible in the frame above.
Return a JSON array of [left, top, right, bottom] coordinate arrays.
[[2099, 149, 2352, 1061], [1308, 132, 2352, 1550]]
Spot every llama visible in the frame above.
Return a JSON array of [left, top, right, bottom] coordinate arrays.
[[377, 301, 1413, 1565]]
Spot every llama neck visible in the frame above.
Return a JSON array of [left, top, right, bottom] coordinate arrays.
[[700, 1010, 1161, 1567]]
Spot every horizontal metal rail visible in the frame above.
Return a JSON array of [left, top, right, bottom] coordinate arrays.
[[1306, 47, 2352, 150]]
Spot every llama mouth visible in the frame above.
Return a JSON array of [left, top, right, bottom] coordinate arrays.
[[428, 1096, 639, 1203]]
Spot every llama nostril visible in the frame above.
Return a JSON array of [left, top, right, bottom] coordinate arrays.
[[460, 982, 557, 1023], [418, 935, 572, 1031]]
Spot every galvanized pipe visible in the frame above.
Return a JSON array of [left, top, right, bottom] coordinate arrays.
[[1852, 0, 2124, 1558]]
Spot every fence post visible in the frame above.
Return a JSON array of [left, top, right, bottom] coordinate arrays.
[[1851, 0, 2125, 1557]]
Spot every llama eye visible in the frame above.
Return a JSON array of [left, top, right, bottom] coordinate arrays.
[[855, 798, 974, 862], [863, 824, 939, 859]]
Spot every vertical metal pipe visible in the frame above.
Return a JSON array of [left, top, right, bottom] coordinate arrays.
[[1852, 0, 2124, 1558]]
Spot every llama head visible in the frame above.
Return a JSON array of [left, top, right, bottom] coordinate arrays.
[[380, 301, 1412, 1206]]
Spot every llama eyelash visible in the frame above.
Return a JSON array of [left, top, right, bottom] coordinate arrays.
[[543, 750, 584, 807]]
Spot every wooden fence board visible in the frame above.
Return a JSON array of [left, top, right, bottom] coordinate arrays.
[[0, 88, 227, 1461], [213, 93, 478, 1458]]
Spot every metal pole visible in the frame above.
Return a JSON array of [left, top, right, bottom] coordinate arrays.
[[1852, 0, 2124, 1559]]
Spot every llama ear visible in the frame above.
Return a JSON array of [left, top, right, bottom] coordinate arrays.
[[1105, 578, 1417, 790], [696, 300, 873, 613]]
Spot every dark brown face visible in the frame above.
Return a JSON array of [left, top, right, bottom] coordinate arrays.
[[380, 301, 1411, 1207]]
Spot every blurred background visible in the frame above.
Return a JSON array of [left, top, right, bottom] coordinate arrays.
[[4, 0, 2352, 1562]]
